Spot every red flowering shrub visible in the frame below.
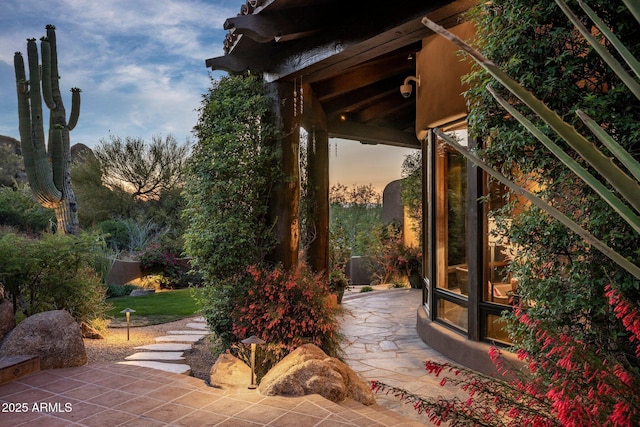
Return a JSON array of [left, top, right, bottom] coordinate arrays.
[[373, 226, 422, 285], [136, 241, 185, 288], [231, 262, 342, 375], [372, 284, 640, 426]]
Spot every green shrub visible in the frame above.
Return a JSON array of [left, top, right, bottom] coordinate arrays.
[[184, 74, 282, 347], [360, 286, 374, 293], [97, 219, 130, 251], [106, 283, 140, 298], [0, 185, 55, 234], [0, 231, 110, 329]]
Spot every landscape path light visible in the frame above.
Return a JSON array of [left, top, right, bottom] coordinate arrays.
[[241, 335, 265, 389], [120, 308, 136, 340]]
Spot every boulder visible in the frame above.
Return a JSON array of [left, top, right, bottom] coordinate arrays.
[[258, 344, 375, 405], [81, 322, 104, 339], [0, 298, 15, 342], [0, 310, 87, 369], [209, 352, 253, 389]]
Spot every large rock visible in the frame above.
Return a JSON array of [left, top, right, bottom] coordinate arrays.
[[258, 344, 375, 405], [209, 352, 253, 389], [0, 298, 15, 342], [0, 310, 87, 369]]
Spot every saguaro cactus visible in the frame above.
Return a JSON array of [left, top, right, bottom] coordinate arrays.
[[14, 24, 80, 234]]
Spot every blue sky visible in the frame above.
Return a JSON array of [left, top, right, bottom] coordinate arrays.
[[0, 0, 416, 191], [0, 0, 234, 147]]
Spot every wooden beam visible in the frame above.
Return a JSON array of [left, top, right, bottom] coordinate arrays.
[[264, 20, 424, 83], [321, 79, 401, 117], [328, 119, 419, 148], [264, 0, 474, 83], [224, 6, 328, 43], [266, 81, 300, 269], [312, 49, 416, 101], [357, 93, 410, 123], [301, 85, 329, 274]]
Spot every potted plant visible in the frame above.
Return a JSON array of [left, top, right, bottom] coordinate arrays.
[[395, 245, 422, 289], [329, 269, 349, 303]]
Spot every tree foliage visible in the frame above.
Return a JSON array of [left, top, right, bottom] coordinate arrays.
[[72, 153, 136, 226], [94, 134, 190, 201], [329, 183, 382, 260], [72, 138, 189, 245], [465, 0, 640, 367], [401, 151, 422, 234], [183, 74, 281, 346]]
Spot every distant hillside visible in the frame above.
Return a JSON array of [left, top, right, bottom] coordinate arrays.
[[0, 135, 21, 155], [0, 136, 95, 187], [71, 143, 95, 162], [0, 136, 94, 162], [0, 135, 25, 185]]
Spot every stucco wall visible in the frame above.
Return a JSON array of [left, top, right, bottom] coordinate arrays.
[[415, 21, 475, 139]]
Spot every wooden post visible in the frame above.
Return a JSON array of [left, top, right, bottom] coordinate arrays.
[[267, 81, 300, 270], [302, 84, 329, 274]]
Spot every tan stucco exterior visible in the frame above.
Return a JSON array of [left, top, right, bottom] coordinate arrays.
[[415, 21, 475, 139]]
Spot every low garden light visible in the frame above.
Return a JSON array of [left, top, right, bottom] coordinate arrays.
[[120, 308, 136, 340], [241, 335, 265, 389]]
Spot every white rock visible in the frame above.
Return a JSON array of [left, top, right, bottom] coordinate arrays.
[[134, 343, 192, 351], [118, 360, 191, 375], [155, 335, 205, 343], [125, 352, 185, 361], [186, 322, 208, 330], [167, 330, 211, 335]]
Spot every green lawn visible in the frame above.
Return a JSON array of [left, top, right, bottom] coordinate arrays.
[[106, 288, 200, 326]]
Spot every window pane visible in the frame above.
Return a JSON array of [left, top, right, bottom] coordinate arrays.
[[435, 134, 468, 295], [485, 313, 512, 344], [437, 297, 468, 331], [484, 179, 518, 305]]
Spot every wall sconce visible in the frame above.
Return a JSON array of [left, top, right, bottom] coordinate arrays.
[[400, 75, 420, 98], [241, 335, 266, 389], [120, 308, 135, 340]]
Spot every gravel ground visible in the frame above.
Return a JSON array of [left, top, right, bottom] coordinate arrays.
[[83, 316, 218, 381]]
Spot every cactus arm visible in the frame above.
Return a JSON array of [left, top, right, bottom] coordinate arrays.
[[14, 52, 36, 180], [51, 127, 64, 190], [26, 39, 46, 160], [68, 88, 81, 131], [40, 38, 56, 110], [14, 52, 30, 149], [45, 25, 66, 129]]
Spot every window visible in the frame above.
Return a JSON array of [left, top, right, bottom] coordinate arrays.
[[434, 129, 468, 331], [483, 178, 518, 343]]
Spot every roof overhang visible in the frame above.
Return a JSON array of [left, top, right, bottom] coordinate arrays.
[[206, 0, 476, 147]]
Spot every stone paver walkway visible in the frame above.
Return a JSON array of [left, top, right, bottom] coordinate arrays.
[[340, 288, 464, 425], [0, 288, 462, 426], [119, 317, 210, 375]]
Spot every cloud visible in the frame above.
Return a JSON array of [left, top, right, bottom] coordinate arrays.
[[0, 0, 231, 146]]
